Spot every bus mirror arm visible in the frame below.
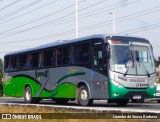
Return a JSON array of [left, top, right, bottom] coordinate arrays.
[[106, 43, 110, 58], [106, 50, 110, 59]]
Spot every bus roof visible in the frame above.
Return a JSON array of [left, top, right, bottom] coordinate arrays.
[[5, 34, 148, 56]]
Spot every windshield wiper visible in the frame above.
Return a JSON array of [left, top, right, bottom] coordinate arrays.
[[137, 58, 150, 77], [124, 44, 135, 76], [124, 66, 129, 76], [124, 59, 134, 76]]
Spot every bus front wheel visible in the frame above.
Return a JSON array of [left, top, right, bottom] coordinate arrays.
[[78, 85, 93, 106], [115, 99, 129, 106], [131, 98, 145, 103], [157, 100, 160, 103]]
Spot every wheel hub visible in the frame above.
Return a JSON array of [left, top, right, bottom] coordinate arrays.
[[26, 90, 31, 100], [80, 89, 88, 101]]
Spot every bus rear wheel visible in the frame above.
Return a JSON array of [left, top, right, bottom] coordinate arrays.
[[24, 86, 40, 103], [115, 99, 129, 106], [78, 85, 93, 106]]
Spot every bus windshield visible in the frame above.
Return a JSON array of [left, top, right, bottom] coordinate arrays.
[[109, 42, 155, 75]]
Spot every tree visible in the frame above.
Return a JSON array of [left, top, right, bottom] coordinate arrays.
[[155, 56, 160, 67], [0, 59, 3, 82], [0, 59, 3, 96]]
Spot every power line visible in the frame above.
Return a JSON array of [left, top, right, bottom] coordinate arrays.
[[119, 23, 160, 34], [0, 0, 87, 23], [29, 0, 141, 31], [17, 0, 143, 31], [0, 0, 140, 36], [0, 0, 21, 12], [1, 23, 160, 46], [79, 8, 160, 31], [0, 30, 75, 44], [0, 0, 158, 43], [78, 0, 107, 12], [0, 0, 59, 25], [0, 0, 131, 26], [79, 0, 141, 19], [0, 21, 160, 47], [0, 0, 43, 21], [0, 1, 160, 54], [0, 4, 159, 39], [0, 3, 157, 43], [0, 0, 88, 35]]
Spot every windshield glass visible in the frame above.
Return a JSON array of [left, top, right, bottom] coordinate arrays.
[[110, 41, 155, 75]]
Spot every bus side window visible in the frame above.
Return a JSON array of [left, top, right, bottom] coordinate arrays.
[[43, 49, 54, 67], [4, 57, 10, 72], [56, 46, 71, 65], [32, 52, 39, 68], [82, 44, 90, 62], [57, 49, 61, 65], [28, 54, 33, 69], [10, 57, 17, 71], [73, 42, 90, 64], [63, 46, 71, 65], [18, 54, 27, 70], [52, 50, 56, 66]]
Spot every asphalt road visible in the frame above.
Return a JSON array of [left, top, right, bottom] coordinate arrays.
[[0, 97, 160, 113]]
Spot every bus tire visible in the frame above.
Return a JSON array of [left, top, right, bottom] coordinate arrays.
[[78, 85, 93, 106], [24, 86, 33, 103], [157, 100, 160, 103], [115, 99, 129, 106], [24, 86, 40, 104], [131, 98, 145, 103]]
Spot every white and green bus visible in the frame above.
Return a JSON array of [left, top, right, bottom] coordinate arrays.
[[3, 34, 156, 106]]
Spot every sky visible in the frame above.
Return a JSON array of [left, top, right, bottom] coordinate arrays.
[[0, 0, 160, 59]]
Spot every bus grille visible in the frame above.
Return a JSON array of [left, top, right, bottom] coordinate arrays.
[[124, 91, 149, 98]]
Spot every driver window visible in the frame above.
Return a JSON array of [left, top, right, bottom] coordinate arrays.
[[92, 47, 103, 71]]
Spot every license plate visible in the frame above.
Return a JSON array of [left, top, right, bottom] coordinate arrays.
[[156, 93, 160, 97], [133, 95, 141, 99]]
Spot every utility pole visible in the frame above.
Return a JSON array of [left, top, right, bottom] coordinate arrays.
[[109, 12, 116, 34], [76, 0, 78, 38]]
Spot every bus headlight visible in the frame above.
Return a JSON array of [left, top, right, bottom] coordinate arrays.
[[110, 79, 123, 88], [150, 82, 156, 88]]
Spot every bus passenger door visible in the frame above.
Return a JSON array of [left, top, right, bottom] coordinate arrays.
[[92, 46, 103, 74], [91, 46, 104, 98]]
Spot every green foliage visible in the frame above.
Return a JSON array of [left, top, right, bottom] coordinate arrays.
[[0, 59, 3, 83], [155, 57, 160, 67], [0, 83, 2, 96], [0, 59, 3, 96]]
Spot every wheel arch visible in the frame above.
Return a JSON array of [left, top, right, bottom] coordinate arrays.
[[24, 84, 36, 97], [77, 81, 91, 99]]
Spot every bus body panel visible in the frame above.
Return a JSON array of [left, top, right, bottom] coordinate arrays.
[[108, 78, 156, 99], [108, 70, 157, 99], [3, 66, 109, 99]]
